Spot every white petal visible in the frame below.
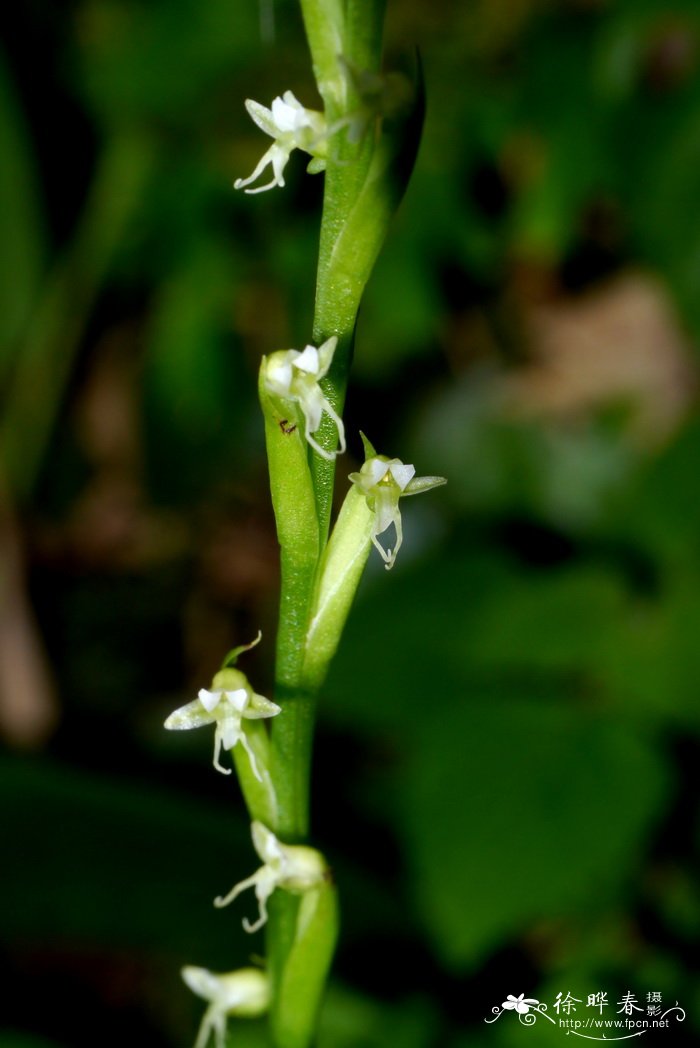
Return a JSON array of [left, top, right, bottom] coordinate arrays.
[[271, 94, 304, 133], [293, 345, 320, 374], [281, 89, 303, 110], [182, 966, 222, 1002], [389, 462, 415, 491], [198, 688, 223, 713], [226, 688, 249, 713], [365, 457, 390, 486]]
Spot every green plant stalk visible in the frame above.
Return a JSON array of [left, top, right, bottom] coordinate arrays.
[[269, 0, 389, 836], [264, 2, 400, 1043]]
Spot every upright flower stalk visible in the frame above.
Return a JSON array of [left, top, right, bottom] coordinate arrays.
[[170, 2, 437, 1047]]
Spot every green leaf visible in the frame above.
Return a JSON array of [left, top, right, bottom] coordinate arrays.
[[143, 242, 248, 504], [399, 699, 668, 969], [75, 0, 259, 127], [0, 755, 252, 962]]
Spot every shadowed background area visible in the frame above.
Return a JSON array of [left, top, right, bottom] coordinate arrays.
[[1, 0, 700, 1045]]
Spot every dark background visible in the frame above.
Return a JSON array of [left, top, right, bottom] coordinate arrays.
[[1, 0, 700, 1045]]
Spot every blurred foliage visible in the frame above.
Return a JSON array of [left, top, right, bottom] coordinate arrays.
[[2, 0, 700, 1045]]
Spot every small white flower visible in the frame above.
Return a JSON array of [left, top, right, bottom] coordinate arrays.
[[263, 336, 346, 460], [182, 965, 270, 1048], [234, 90, 327, 194], [349, 440, 446, 569], [164, 639, 280, 780], [214, 821, 327, 933]]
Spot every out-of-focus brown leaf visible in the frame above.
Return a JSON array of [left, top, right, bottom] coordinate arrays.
[[505, 272, 697, 442]]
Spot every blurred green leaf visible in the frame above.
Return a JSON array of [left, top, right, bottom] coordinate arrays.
[[74, 0, 260, 126], [410, 373, 635, 531], [318, 985, 437, 1048], [325, 553, 627, 732], [0, 755, 252, 964], [142, 242, 254, 503], [324, 550, 668, 969], [399, 699, 667, 969]]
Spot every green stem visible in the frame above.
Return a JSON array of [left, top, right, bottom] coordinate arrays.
[[270, 0, 389, 842], [265, 3, 393, 1044]]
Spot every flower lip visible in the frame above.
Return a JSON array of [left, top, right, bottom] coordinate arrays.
[[293, 345, 320, 373], [270, 92, 310, 133]]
